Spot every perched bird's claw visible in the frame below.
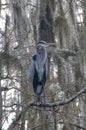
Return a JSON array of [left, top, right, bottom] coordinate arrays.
[[41, 99, 46, 105], [33, 100, 41, 105]]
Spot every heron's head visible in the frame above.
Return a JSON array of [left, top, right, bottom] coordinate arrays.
[[37, 41, 48, 54]]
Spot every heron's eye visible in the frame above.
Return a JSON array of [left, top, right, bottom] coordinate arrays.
[[37, 46, 42, 50], [37, 45, 44, 53]]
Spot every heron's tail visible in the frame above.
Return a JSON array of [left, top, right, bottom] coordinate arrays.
[[36, 84, 43, 95]]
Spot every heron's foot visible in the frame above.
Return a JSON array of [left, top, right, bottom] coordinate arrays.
[[34, 100, 42, 105], [41, 98, 47, 105], [37, 101, 42, 105]]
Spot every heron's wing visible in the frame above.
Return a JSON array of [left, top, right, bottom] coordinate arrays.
[[29, 55, 36, 82], [45, 59, 49, 79]]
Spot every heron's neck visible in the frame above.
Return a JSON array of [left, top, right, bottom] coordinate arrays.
[[36, 49, 47, 81], [37, 49, 47, 65]]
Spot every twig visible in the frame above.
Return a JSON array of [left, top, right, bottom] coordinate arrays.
[[59, 121, 86, 130]]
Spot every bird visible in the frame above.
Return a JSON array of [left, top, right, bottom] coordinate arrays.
[[30, 40, 49, 103]]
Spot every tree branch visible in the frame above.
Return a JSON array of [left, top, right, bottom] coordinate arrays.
[[7, 86, 86, 130], [7, 105, 28, 130], [24, 2, 37, 8], [47, 47, 76, 59], [30, 86, 86, 107], [0, 87, 9, 92], [59, 121, 86, 130]]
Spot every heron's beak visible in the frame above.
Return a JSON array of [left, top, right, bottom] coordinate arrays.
[[37, 43, 56, 48], [48, 43, 57, 47]]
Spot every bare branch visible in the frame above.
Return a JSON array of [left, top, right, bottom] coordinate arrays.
[[47, 47, 76, 59], [30, 86, 86, 107], [0, 87, 9, 92], [30, 121, 86, 130], [59, 121, 86, 130], [7, 105, 28, 130], [24, 2, 37, 8], [7, 86, 86, 130]]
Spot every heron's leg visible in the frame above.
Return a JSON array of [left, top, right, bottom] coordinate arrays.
[[42, 88, 46, 104], [34, 94, 38, 105], [34, 94, 41, 105]]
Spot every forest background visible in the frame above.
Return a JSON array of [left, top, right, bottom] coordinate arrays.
[[0, 0, 86, 130]]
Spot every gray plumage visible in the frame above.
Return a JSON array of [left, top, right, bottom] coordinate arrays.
[[30, 41, 48, 95]]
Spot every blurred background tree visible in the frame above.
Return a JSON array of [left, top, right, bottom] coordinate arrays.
[[0, 0, 86, 130]]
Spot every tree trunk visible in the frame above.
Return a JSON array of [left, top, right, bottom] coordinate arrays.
[[9, 0, 30, 129], [0, 59, 2, 130]]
